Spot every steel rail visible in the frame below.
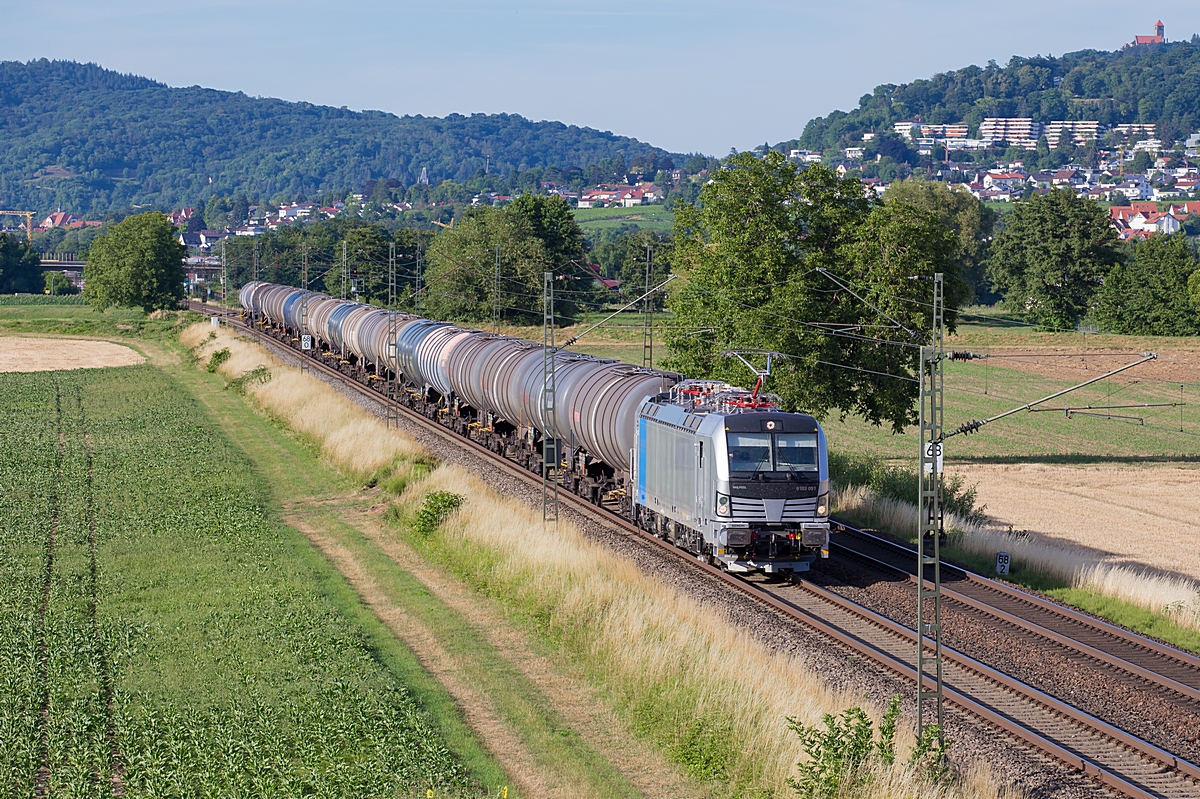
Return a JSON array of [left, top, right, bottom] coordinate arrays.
[[830, 524, 1200, 704], [199, 303, 1200, 799]]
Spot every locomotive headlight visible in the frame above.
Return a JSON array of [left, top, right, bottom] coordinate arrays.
[[816, 492, 829, 517], [715, 493, 731, 517]]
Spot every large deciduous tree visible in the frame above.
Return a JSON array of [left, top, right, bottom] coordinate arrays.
[[1095, 233, 1200, 335], [884, 177, 996, 302], [83, 212, 185, 312], [986, 189, 1121, 331], [0, 233, 42, 293], [664, 152, 957, 432], [421, 205, 552, 324]]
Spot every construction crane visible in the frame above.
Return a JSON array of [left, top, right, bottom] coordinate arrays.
[[0, 211, 35, 243]]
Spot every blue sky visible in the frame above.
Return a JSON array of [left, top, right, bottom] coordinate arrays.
[[3, 2, 1197, 155]]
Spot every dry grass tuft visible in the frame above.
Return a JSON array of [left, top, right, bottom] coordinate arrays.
[[833, 484, 1200, 632], [182, 322, 1009, 797], [185, 322, 419, 478]]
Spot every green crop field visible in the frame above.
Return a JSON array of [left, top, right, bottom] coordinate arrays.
[[0, 364, 476, 796], [572, 205, 674, 236], [825, 354, 1200, 463]]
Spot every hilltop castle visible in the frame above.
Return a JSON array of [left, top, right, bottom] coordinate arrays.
[[1126, 20, 1165, 47]]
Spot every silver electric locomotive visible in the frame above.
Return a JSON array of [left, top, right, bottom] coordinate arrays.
[[633, 380, 830, 574]]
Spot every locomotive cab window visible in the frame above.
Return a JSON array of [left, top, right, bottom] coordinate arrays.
[[727, 431, 818, 473], [774, 433, 818, 472], [727, 433, 772, 471]]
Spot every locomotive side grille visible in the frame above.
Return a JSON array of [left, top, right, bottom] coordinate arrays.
[[730, 497, 767, 520], [781, 497, 818, 521]]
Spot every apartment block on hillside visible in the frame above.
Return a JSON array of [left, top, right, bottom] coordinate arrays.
[[979, 118, 1042, 144], [1044, 121, 1103, 149]]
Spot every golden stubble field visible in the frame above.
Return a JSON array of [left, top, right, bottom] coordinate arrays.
[[940, 328, 1200, 584], [0, 335, 144, 372], [948, 462, 1200, 583]]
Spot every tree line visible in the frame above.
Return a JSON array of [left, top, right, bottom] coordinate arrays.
[[26, 153, 1200, 437]]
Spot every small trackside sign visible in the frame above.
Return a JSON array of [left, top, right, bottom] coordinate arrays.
[[923, 442, 943, 474], [995, 551, 1010, 576], [301, 335, 312, 351]]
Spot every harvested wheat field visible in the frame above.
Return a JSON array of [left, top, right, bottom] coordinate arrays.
[[953, 462, 1200, 582], [0, 335, 144, 372]]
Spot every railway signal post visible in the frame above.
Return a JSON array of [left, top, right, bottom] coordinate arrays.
[[387, 243, 399, 428], [642, 246, 653, 369], [542, 271, 559, 529], [916, 273, 945, 744]]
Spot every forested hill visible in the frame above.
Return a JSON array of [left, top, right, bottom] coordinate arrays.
[[798, 40, 1200, 150], [0, 59, 679, 217]]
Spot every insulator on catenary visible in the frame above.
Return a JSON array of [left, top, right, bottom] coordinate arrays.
[[949, 351, 982, 361]]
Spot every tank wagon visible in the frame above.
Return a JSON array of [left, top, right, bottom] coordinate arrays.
[[237, 281, 830, 574]]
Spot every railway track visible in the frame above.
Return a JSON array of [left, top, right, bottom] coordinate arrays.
[[202, 303, 1200, 799], [829, 525, 1200, 706]]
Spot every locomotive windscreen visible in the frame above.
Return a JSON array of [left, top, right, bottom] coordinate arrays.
[[727, 432, 818, 473]]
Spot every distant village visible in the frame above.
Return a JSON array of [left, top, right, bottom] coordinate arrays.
[[793, 113, 1200, 241], [18, 23, 1200, 254]]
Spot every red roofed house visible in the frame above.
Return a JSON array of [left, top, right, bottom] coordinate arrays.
[[983, 172, 1026, 190], [1126, 20, 1165, 47], [1169, 201, 1200, 220], [37, 212, 82, 230]]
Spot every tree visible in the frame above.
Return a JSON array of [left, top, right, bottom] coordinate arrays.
[[884, 178, 996, 302], [325, 225, 391, 302], [43, 271, 78, 295], [987, 189, 1121, 330], [1097, 234, 1200, 335], [421, 206, 552, 324], [589, 228, 673, 309], [204, 195, 232, 230], [664, 152, 957, 432], [1130, 151, 1153, 174], [0, 233, 42, 293], [506, 194, 584, 272], [83, 212, 185, 312]]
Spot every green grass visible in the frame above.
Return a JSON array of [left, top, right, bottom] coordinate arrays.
[[322, 507, 643, 799], [166, 352, 513, 796], [825, 344, 1200, 463], [0, 303, 197, 339], [0, 363, 487, 796], [0, 294, 87, 306], [573, 205, 674, 235]]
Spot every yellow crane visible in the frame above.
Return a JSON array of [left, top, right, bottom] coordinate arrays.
[[0, 211, 35, 243]]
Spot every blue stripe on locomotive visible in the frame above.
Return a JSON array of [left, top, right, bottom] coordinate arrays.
[[637, 416, 647, 505]]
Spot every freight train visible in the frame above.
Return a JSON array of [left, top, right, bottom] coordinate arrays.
[[237, 281, 830, 574]]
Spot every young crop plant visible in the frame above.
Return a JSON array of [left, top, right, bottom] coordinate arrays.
[[0, 365, 475, 796]]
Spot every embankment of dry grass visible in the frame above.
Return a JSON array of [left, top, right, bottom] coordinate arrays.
[[183, 324, 421, 481], [833, 485, 1200, 633], [181, 322, 1011, 798]]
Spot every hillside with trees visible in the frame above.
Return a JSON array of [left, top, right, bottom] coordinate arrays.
[[796, 39, 1200, 153], [0, 59, 681, 218]]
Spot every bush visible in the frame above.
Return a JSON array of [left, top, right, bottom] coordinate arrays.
[[788, 696, 950, 798], [411, 491, 464, 537], [225, 365, 271, 394], [829, 451, 984, 524], [206, 347, 231, 373]]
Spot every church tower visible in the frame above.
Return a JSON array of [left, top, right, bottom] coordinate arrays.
[[1156, 20, 1165, 40]]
